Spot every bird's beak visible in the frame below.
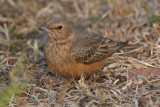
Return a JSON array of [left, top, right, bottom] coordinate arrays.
[[39, 24, 52, 33]]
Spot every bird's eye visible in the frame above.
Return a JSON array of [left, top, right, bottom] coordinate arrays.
[[57, 26, 62, 29]]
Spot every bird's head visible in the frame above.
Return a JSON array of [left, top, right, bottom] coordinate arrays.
[[39, 17, 74, 43]]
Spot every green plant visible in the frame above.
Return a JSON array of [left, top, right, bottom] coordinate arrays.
[[9, 39, 26, 52], [0, 56, 27, 107], [147, 13, 160, 23]]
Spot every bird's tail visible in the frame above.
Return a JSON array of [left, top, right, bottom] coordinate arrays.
[[117, 42, 140, 49], [117, 42, 128, 46], [117, 42, 139, 49]]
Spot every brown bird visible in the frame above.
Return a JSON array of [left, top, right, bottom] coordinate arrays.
[[39, 18, 128, 78]]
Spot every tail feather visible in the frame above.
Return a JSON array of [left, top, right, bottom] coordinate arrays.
[[117, 42, 128, 46], [117, 42, 139, 49]]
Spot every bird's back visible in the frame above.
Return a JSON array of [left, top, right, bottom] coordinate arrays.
[[70, 30, 127, 63]]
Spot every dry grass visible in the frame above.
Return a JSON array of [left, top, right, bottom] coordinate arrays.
[[0, 0, 160, 106]]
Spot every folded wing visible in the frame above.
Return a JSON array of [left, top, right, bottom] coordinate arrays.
[[70, 31, 127, 63]]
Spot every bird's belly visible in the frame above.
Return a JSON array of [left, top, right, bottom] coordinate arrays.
[[46, 56, 106, 78], [67, 59, 106, 78]]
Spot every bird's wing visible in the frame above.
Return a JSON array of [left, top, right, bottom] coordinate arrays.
[[70, 31, 127, 63]]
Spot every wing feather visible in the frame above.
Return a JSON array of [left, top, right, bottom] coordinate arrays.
[[70, 30, 126, 63]]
